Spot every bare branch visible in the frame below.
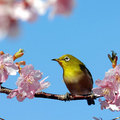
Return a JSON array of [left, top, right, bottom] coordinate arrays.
[[112, 116, 120, 120], [0, 86, 101, 101]]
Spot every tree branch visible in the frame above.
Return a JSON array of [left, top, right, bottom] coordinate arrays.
[[0, 86, 101, 101]]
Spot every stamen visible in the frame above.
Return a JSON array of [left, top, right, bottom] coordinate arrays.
[[27, 76, 34, 84], [103, 88, 110, 96], [27, 79, 33, 84], [0, 64, 4, 70]]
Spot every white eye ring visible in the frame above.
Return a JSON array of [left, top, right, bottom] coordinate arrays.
[[64, 56, 70, 61]]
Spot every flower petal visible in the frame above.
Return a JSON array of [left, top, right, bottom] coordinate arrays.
[[1, 54, 13, 64], [5, 64, 18, 75], [33, 70, 42, 80], [93, 88, 103, 96], [0, 69, 8, 82], [17, 94, 26, 102], [21, 64, 34, 76], [7, 89, 18, 99]]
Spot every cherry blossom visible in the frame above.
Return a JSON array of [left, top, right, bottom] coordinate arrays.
[[93, 65, 120, 111], [0, 0, 75, 39], [99, 99, 120, 111], [25, 0, 49, 15], [0, 53, 18, 82], [13, 1, 37, 21], [0, 0, 19, 39], [7, 64, 50, 101], [48, 0, 74, 18]]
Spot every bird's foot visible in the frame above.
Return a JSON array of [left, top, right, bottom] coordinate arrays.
[[63, 92, 70, 101], [89, 93, 94, 99], [87, 93, 95, 105]]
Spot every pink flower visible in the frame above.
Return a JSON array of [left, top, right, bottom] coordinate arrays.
[[7, 89, 26, 101], [0, 0, 75, 39], [7, 64, 50, 101], [99, 99, 120, 111], [26, 0, 49, 15], [0, 54, 18, 82], [0, 0, 19, 39], [13, 1, 37, 21], [93, 80, 116, 102], [93, 65, 120, 111], [48, 0, 74, 18]]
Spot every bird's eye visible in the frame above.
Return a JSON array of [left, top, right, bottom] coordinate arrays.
[[64, 56, 70, 61]]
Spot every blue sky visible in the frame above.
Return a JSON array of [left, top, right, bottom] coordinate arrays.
[[0, 0, 120, 120]]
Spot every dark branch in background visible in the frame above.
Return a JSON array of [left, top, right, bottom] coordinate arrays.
[[0, 118, 4, 120], [112, 116, 120, 120], [0, 86, 101, 101]]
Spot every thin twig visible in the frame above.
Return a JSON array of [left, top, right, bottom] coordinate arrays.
[[113, 117, 120, 120]]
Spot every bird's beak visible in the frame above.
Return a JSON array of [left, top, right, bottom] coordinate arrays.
[[52, 58, 59, 62], [52, 58, 63, 67]]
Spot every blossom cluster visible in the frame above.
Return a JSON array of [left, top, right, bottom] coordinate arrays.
[[0, 0, 74, 39], [7, 64, 50, 101], [93, 65, 120, 111], [0, 50, 50, 101]]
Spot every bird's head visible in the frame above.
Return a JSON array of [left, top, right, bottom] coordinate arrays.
[[52, 54, 83, 69]]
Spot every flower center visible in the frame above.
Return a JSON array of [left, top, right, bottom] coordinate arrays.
[[27, 76, 34, 84], [103, 88, 110, 96], [0, 63, 4, 70], [27, 79, 33, 84]]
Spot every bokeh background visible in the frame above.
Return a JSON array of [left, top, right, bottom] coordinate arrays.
[[1, 0, 120, 119]]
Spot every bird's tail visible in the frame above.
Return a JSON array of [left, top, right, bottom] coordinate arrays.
[[87, 99, 95, 105]]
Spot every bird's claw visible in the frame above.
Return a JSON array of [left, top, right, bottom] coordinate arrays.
[[89, 93, 94, 99], [64, 92, 70, 101]]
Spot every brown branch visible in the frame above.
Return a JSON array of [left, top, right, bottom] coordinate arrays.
[[0, 118, 4, 120], [0, 86, 101, 101], [113, 117, 120, 120]]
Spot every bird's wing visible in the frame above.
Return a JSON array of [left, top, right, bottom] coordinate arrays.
[[79, 64, 93, 84]]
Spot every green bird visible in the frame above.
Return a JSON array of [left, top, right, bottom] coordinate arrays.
[[52, 54, 95, 105]]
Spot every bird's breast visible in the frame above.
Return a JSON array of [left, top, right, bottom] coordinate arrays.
[[63, 69, 93, 95], [63, 67, 84, 83]]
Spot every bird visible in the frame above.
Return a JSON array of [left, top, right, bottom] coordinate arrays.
[[52, 54, 95, 105]]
